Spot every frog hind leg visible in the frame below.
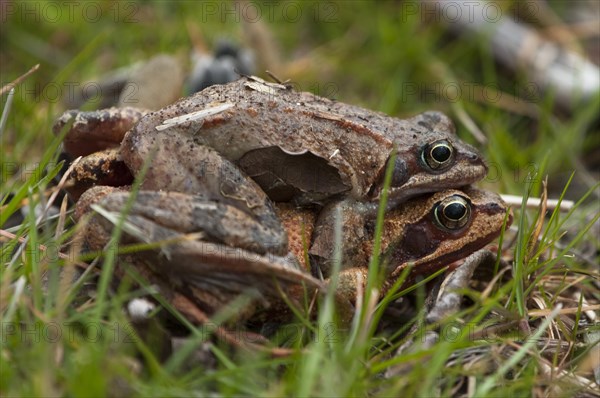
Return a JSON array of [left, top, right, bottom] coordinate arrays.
[[81, 189, 322, 319]]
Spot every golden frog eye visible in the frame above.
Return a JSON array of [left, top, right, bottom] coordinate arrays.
[[434, 195, 471, 230], [422, 139, 454, 170]]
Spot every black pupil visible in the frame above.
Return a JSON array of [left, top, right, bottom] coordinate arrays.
[[444, 202, 466, 220], [431, 145, 451, 162]]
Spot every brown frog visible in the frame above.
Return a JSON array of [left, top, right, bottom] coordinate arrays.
[[56, 76, 487, 208], [76, 185, 509, 320]]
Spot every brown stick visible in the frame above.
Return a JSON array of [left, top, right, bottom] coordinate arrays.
[[1, 64, 40, 96]]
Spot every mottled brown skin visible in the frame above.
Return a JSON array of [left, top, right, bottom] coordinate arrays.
[[76, 187, 322, 321], [309, 187, 511, 302], [77, 186, 509, 320], [58, 76, 487, 207], [332, 187, 512, 302], [122, 77, 486, 206]]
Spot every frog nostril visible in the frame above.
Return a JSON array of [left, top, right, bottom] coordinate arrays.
[[483, 202, 505, 215]]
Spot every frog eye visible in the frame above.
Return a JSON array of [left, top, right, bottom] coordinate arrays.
[[422, 140, 454, 170], [434, 195, 471, 230]]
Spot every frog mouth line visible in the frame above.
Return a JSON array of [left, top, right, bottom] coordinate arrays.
[[392, 227, 506, 280], [368, 156, 488, 204], [370, 176, 486, 206]]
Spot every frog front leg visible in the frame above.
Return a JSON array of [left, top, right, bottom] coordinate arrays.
[[120, 116, 286, 238]]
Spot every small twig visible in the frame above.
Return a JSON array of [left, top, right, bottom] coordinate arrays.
[[0, 64, 40, 96], [0, 229, 89, 270], [528, 305, 600, 317], [37, 156, 82, 225], [501, 194, 574, 212], [265, 70, 292, 87], [451, 103, 487, 145]]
